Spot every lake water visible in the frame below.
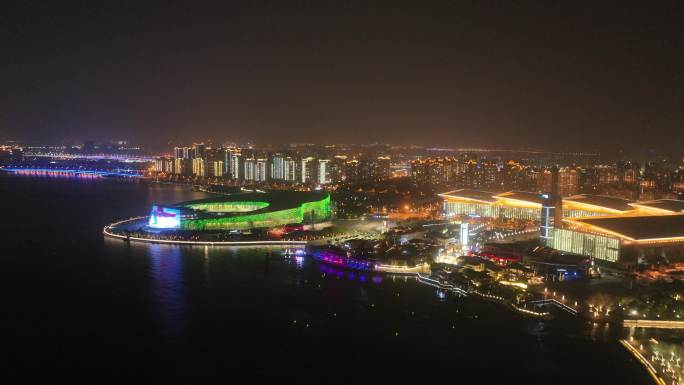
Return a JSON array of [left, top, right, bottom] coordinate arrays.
[[0, 175, 651, 384]]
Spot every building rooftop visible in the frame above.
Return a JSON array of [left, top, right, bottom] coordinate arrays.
[[569, 214, 684, 242], [439, 189, 497, 203], [494, 191, 543, 205], [630, 199, 684, 214], [177, 190, 330, 215], [563, 194, 634, 212]]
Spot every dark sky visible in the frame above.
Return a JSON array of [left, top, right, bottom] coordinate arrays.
[[2, 1, 683, 151]]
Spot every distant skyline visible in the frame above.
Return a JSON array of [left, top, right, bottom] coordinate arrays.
[[2, 1, 683, 152]]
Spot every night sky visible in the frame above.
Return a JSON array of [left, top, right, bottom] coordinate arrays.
[[2, 1, 683, 151]]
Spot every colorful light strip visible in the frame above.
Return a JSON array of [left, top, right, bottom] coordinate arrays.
[[2, 168, 142, 177], [103, 217, 307, 246]]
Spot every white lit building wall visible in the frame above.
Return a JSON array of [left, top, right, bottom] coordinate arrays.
[[230, 153, 241, 180], [244, 158, 255, 181], [224, 148, 239, 176], [301, 157, 315, 183], [256, 159, 267, 182], [540, 199, 556, 246], [192, 157, 206, 177], [460, 222, 469, 247], [563, 209, 607, 218], [174, 158, 183, 174], [318, 159, 330, 185], [444, 202, 497, 218], [163, 158, 174, 173], [558, 167, 579, 197], [443, 201, 540, 221], [174, 147, 183, 159], [284, 158, 296, 181], [501, 207, 540, 221], [193, 143, 205, 159], [271, 153, 285, 180], [212, 161, 224, 177], [551, 228, 620, 263], [175, 147, 191, 159], [154, 158, 164, 172], [443, 200, 614, 222]]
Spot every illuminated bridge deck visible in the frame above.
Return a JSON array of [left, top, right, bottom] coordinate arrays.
[[1, 167, 143, 177]]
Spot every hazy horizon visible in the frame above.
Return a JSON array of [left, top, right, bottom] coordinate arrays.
[[3, 1, 683, 152]]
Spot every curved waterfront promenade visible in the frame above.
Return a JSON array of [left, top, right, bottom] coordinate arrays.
[[103, 217, 307, 246]]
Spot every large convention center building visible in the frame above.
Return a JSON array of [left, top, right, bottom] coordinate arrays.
[[148, 191, 331, 231], [440, 189, 642, 220], [441, 189, 684, 266]]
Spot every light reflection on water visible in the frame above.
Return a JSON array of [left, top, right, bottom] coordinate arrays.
[[1, 175, 659, 384], [148, 244, 188, 341], [318, 263, 383, 284]]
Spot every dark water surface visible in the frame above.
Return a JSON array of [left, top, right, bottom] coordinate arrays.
[[0, 176, 651, 384]]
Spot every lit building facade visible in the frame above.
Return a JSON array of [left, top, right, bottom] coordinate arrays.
[[268, 154, 296, 182], [192, 157, 206, 177], [211, 161, 224, 177], [244, 157, 255, 182], [441, 190, 649, 222], [154, 157, 166, 172], [174, 147, 191, 159], [284, 157, 296, 181], [318, 159, 330, 185], [193, 143, 206, 159], [552, 215, 684, 265], [224, 148, 240, 178], [255, 158, 267, 182], [441, 190, 542, 221], [271, 153, 286, 180], [149, 191, 331, 231], [230, 152, 241, 180], [411, 157, 501, 189], [558, 167, 579, 196], [540, 193, 562, 246], [551, 228, 620, 263], [300, 156, 315, 184], [441, 189, 684, 264], [174, 158, 190, 175]]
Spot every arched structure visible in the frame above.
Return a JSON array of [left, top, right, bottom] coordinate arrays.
[[148, 191, 331, 231]]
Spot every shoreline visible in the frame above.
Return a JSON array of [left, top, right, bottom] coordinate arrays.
[[103, 217, 307, 246], [104, 217, 663, 384]]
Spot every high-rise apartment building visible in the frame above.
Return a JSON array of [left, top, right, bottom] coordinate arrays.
[[318, 159, 331, 185], [229, 151, 241, 180], [192, 157, 206, 177], [558, 167, 579, 196], [300, 156, 315, 184], [271, 153, 285, 180], [284, 156, 296, 181], [256, 158, 267, 182], [193, 143, 206, 159], [211, 160, 224, 177], [244, 157, 255, 181]]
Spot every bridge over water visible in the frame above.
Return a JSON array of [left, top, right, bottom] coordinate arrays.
[[1, 167, 143, 178]]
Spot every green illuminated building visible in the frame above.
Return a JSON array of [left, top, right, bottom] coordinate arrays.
[[159, 191, 331, 231]]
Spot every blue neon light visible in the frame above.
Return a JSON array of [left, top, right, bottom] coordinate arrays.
[[1, 168, 142, 177]]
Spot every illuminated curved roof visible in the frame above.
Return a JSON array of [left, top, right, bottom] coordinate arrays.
[[494, 191, 543, 206], [439, 189, 497, 203], [564, 194, 633, 213], [439, 188, 681, 221], [178, 191, 330, 216], [441, 190, 546, 207], [630, 199, 684, 214], [169, 191, 331, 231], [566, 214, 684, 242]]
